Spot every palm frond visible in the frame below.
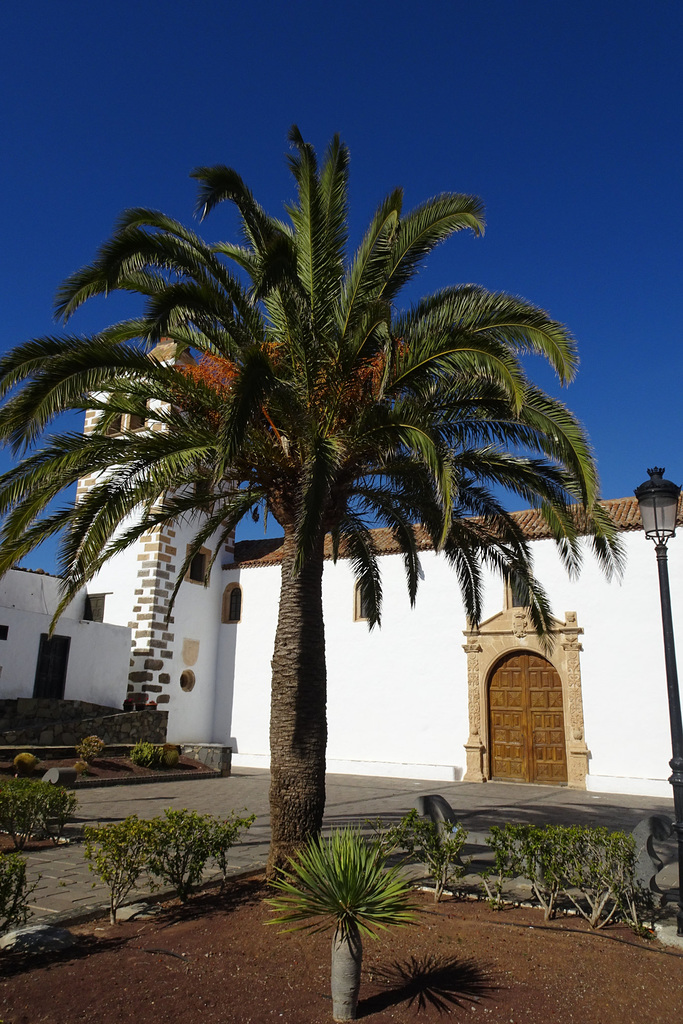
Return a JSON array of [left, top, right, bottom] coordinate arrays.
[[0, 130, 619, 654], [379, 194, 485, 303], [335, 515, 383, 628]]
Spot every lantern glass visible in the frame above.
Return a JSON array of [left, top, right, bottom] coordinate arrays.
[[634, 468, 681, 543]]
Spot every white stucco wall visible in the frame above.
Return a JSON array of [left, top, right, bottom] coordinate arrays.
[[517, 532, 681, 797], [161, 546, 225, 744], [0, 569, 132, 707], [228, 549, 477, 780], [0, 569, 86, 620], [213, 568, 241, 747], [323, 553, 469, 779], [226, 528, 683, 796], [86, 530, 140, 631], [225, 562, 280, 764], [84, 508, 232, 742], [50, 487, 683, 798]]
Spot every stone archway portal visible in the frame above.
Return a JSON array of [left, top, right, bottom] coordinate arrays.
[[489, 652, 568, 784]]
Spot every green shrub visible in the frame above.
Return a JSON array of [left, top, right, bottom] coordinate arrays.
[[483, 823, 652, 931], [0, 779, 78, 850], [145, 809, 213, 901], [75, 735, 105, 764], [83, 808, 257, 917], [557, 826, 653, 930], [378, 809, 469, 902], [0, 779, 44, 850], [209, 812, 256, 887], [0, 853, 36, 933], [84, 816, 152, 924], [74, 759, 89, 776], [161, 743, 180, 769], [13, 752, 40, 776], [482, 823, 525, 909], [129, 741, 163, 769], [484, 824, 569, 919], [40, 785, 79, 845]]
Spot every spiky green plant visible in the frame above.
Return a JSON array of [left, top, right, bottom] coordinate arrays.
[[268, 828, 416, 1021]]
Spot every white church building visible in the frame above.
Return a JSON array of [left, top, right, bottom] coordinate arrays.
[[0, 341, 680, 800], [1, 486, 680, 801]]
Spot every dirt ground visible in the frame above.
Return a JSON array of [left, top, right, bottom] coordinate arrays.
[[0, 755, 217, 786], [1, 878, 682, 1024]]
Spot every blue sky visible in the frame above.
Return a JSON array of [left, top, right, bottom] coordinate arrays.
[[2, 0, 682, 570]]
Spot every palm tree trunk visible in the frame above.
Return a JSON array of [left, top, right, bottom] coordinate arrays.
[[266, 528, 327, 877], [331, 921, 363, 1021]]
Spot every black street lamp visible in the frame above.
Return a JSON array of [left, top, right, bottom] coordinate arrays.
[[634, 467, 683, 935]]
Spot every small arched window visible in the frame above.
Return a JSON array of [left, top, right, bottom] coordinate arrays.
[[222, 584, 242, 623], [353, 581, 370, 622]]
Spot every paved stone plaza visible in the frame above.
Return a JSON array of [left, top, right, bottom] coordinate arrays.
[[21, 768, 678, 926]]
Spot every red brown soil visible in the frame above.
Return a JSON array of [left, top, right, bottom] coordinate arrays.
[[1, 878, 681, 1024], [0, 755, 217, 786]]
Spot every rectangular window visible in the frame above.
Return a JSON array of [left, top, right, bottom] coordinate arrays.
[[84, 594, 106, 622], [354, 583, 370, 622], [185, 545, 211, 585], [128, 413, 146, 431], [189, 551, 207, 582], [0, 625, 8, 640], [510, 575, 529, 608], [104, 414, 123, 436]]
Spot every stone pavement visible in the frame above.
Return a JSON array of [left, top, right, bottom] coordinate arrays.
[[23, 768, 679, 927]]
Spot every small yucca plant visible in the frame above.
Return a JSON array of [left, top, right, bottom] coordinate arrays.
[[268, 828, 417, 1021]]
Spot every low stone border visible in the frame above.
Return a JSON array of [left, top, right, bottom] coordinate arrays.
[[71, 767, 221, 789], [180, 743, 231, 777], [0, 743, 134, 760]]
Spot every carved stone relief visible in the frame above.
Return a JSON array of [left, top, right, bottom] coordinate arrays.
[[463, 641, 485, 782], [462, 608, 589, 789]]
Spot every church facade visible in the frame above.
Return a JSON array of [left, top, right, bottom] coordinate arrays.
[[2, 490, 680, 799], [4, 341, 678, 799], [78, 493, 682, 800]]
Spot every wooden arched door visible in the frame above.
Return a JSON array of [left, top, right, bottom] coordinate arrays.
[[488, 652, 567, 784]]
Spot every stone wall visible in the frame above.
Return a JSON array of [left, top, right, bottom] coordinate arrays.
[[0, 698, 120, 732], [180, 743, 231, 776], [126, 525, 177, 704], [0, 698, 167, 746]]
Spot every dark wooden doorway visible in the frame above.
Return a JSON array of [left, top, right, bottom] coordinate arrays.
[[33, 634, 71, 699], [488, 652, 568, 784]]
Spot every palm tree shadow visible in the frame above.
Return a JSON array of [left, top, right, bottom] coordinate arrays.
[[359, 952, 496, 1016]]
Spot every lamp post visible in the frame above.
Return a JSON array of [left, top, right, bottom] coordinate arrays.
[[634, 467, 683, 935]]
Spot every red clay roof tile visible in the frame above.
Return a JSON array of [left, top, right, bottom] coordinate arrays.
[[230, 495, 683, 568]]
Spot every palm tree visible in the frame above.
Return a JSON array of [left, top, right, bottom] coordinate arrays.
[[0, 128, 620, 875]]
